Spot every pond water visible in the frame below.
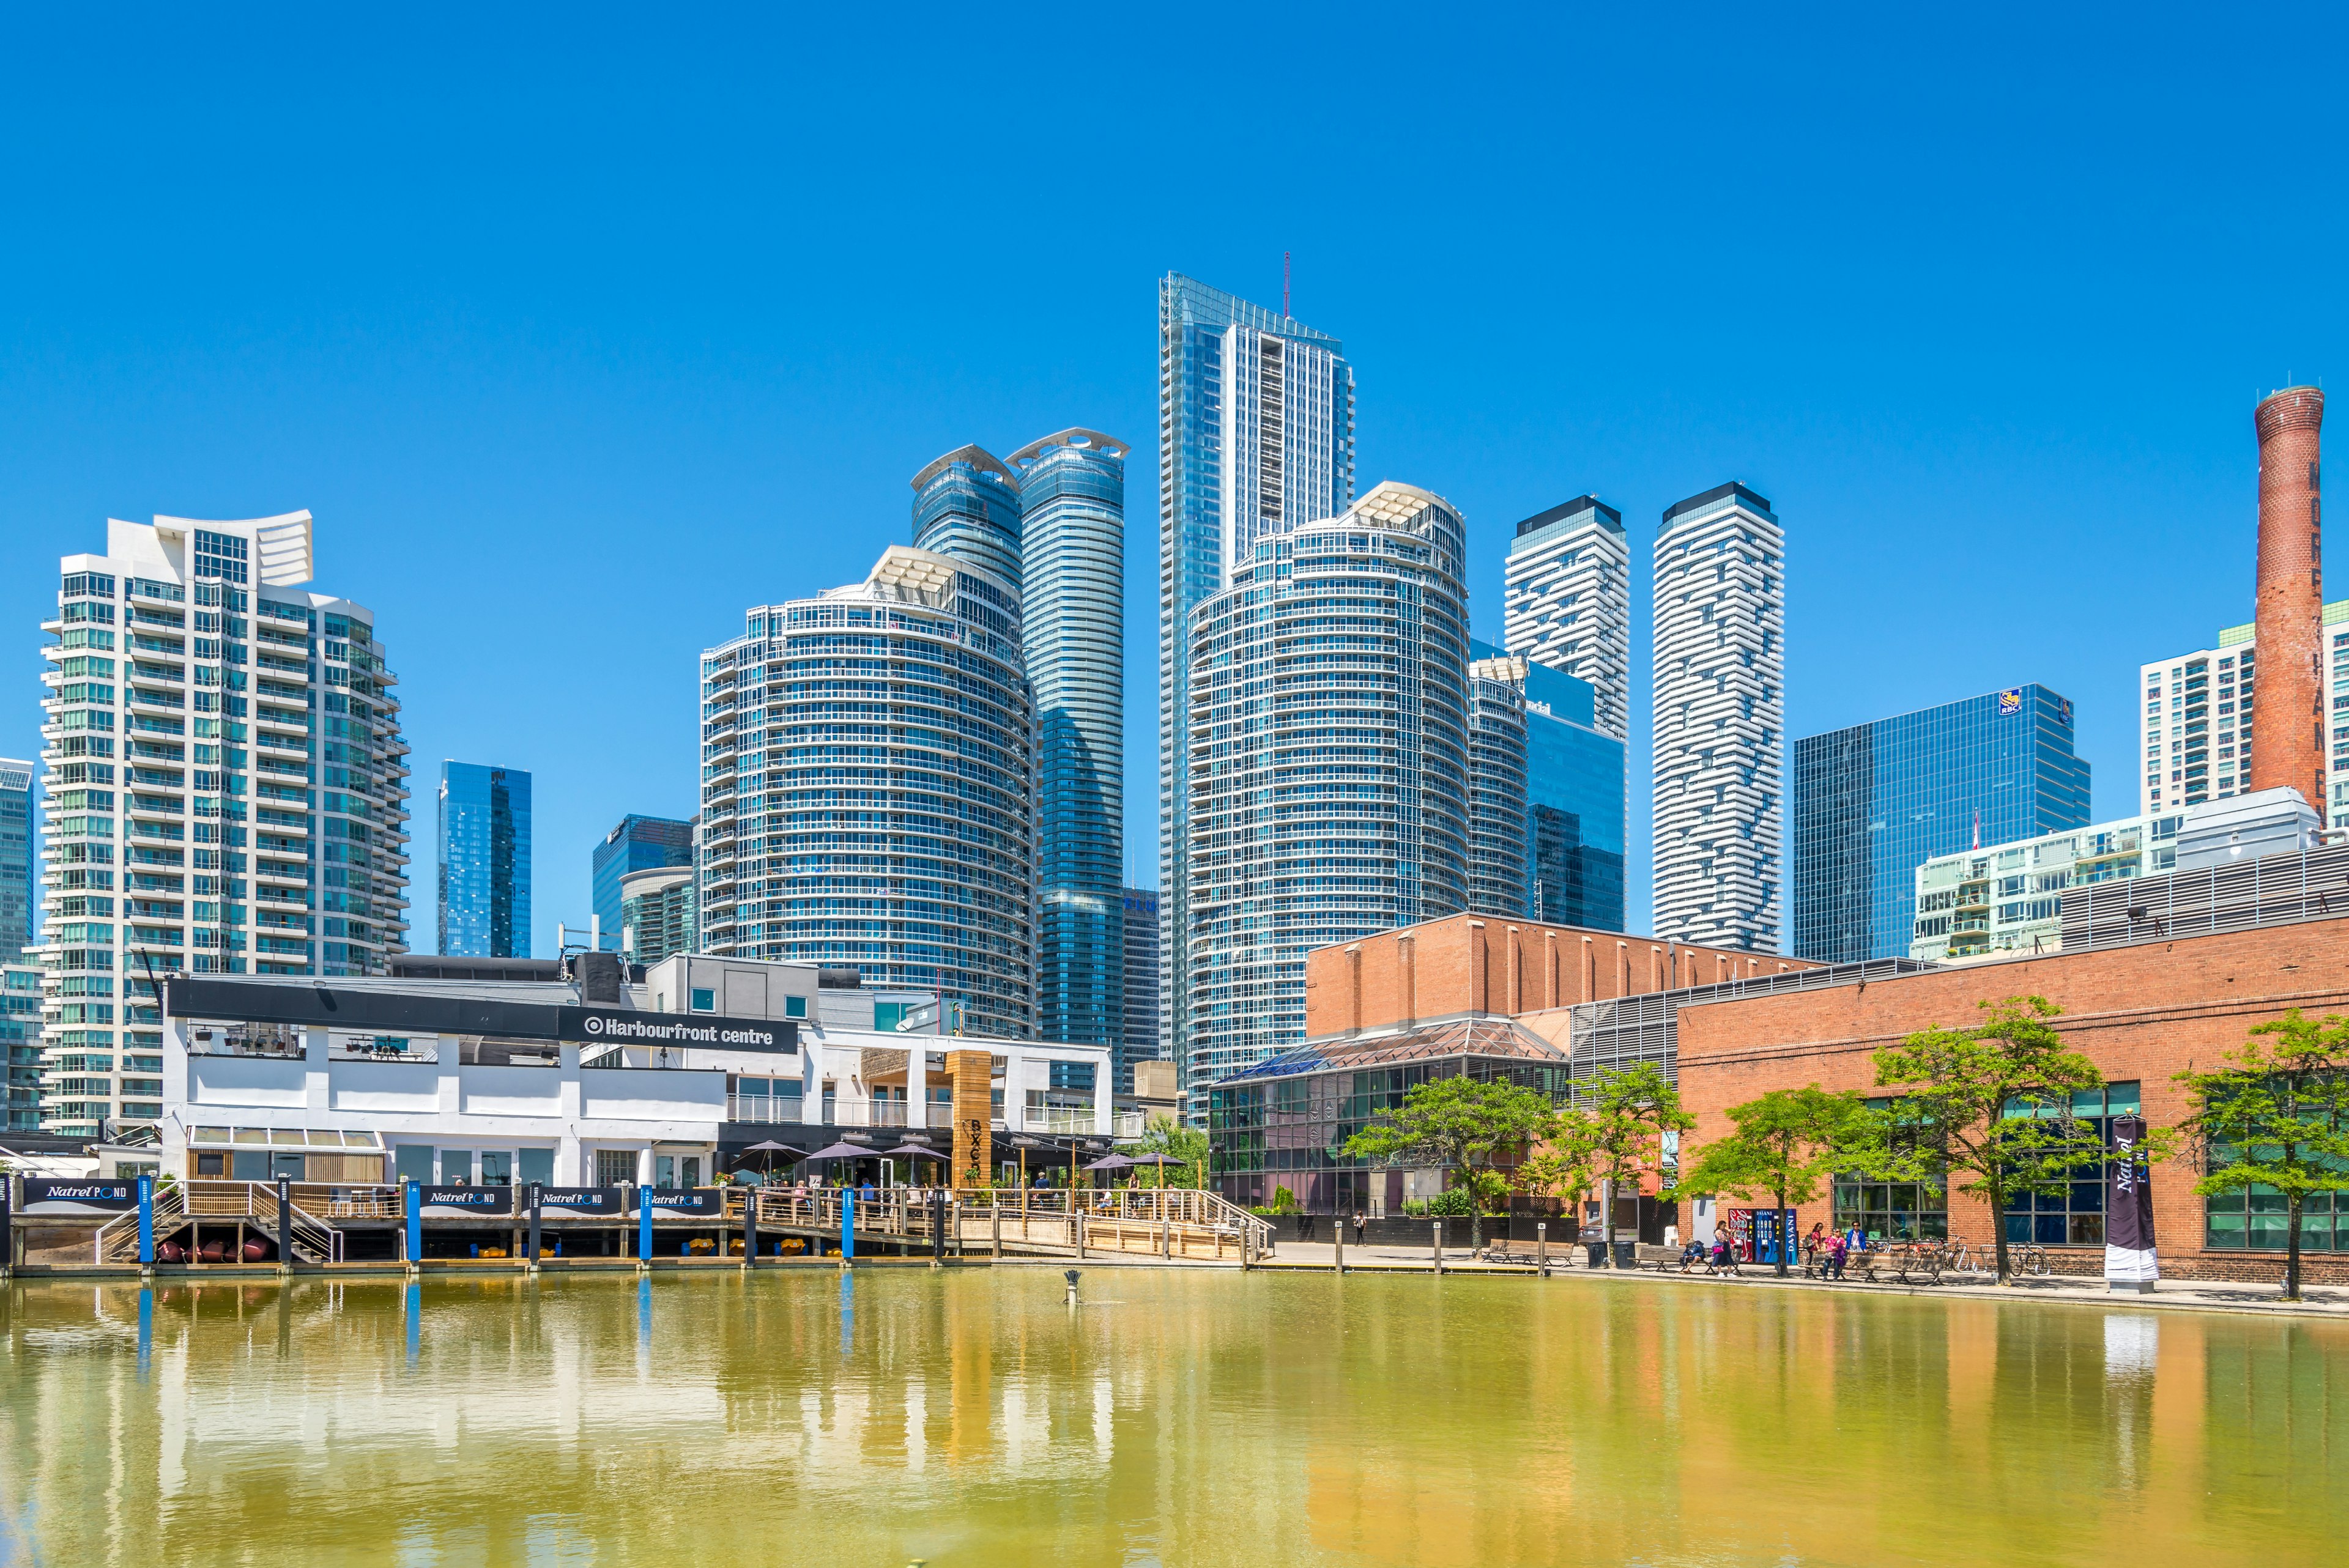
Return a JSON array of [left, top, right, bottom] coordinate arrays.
[[0, 1268, 2341, 1566]]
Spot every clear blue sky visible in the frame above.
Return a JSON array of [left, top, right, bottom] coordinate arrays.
[[3, 6, 2343, 953]]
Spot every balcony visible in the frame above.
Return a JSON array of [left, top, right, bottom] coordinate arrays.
[[727, 1093, 807, 1125]]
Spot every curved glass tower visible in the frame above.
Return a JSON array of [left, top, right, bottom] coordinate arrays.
[[697, 545, 1035, 1038], [1184, 482, 1471, 1084], [1009, 429, 1128, 1068], [911, 445, 1023, 591]]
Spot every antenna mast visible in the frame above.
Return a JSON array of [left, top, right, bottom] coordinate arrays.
[[1282, 251, 1291, 319]]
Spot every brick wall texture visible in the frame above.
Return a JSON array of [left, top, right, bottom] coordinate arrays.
[[1677, 915, 2349, 1283], [1303, 913, 1822, 1039], [2252, 385, 2325, 806]]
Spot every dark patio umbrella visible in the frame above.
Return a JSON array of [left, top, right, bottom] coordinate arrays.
[[1127, 1151, 1185, 1188], [881, 1144, 945, 1162], [1082, 1153, 1135, 1172], [734, 1140, 803, 1181], [803, 1142, 874, 1162]]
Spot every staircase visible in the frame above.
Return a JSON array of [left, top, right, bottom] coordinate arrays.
[[95, 1181, 344, 1265]]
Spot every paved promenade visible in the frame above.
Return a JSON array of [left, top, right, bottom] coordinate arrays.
[[1247, 1240, 2349, 1318]]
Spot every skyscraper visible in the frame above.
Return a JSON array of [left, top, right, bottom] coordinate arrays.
[[1518, 658, 1627, 931], [1652, 482, 1786, 952], [698, 545, 1036, 1038], [1010, 429, 1128, 1054], [1466, 652, 1530, 918], [1504, 495, 1631, 740], [1184, 482, 1469, 1092], [439, 762, 532, 958], [0, 758, 31, 964], [911, 444, 1023, 591], [1794, 686, 2091, 964], [1160, 273, 1354, 1102], [592, 813, 695, 947], [1120, 885, 1160, 1095], [39, 511, 410, 1138]]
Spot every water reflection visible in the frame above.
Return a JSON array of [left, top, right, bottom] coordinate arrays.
[[0, 1272, 2342, 1565]]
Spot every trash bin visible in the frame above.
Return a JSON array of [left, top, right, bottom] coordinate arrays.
[[1584, 1242, 1608, 1267], [1611, 1240, 1637, 1268]]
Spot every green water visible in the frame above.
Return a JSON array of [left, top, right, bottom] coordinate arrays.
[[0, 1268, 2342, 1566]]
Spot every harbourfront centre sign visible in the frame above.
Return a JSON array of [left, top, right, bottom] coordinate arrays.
[[557, 1008, 792, 1051]]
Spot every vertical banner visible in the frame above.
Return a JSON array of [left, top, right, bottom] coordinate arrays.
[[404, 1180, 421, 1263], [2104, 1114, 2158, 1290], [842, 1186, 855, 1262], [137, 1175, 155, 1266], [949, 1048, 992, 1191]]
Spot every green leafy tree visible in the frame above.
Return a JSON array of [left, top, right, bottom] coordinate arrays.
[[1132, 1113, 1210, 1188], [2175, 1009, 2349, 1301], [1341, 1075, 1559, 1247], [1579, 1063, 1696, 1267], [1849, 996, 2104, 1284], [1680, 1085, 1867, 1276]]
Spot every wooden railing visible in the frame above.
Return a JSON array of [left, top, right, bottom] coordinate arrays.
[[734, 1185, 1272, 1261], [95, 1181, 343, 1263]]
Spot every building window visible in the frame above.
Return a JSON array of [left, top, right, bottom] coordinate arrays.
[[784, 995, 807, 1019], [1999, 1081, 2141, 1244], [690, 988, 715, 1013], [1833, 1177, 1947, 1242]]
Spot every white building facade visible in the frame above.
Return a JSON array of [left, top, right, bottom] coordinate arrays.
[[39, 512, 410, 1141], [158, 955, 1120, 1191], [2140, 603, 2349, 827], [1909, 813, 2180, 964], [1650, 483, 1786, 952], [1503, 495, 1631, 741]]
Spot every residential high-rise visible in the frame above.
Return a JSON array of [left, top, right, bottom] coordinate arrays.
[[439, 762, 531, 958], [0, 758, 31, 964], [592, 813, 695, 948], [2252, 386, 2325, 808], [698, 545, 1035, 1037], [2138, 605, 2349, 825], [1909, 812, 2176, 964], [2, 964, 43, 1131], [1466, 650, 1531, 918], [618, 865, 696, 965], [1520, 659, 1627, 931], [1652, 482, 1786, 952], [1794, 686, 2091, 964], [1010, 429, 1127, 1054], [1185, 482, 1469, 1092], [38, 511, 410, 1139], [911, 444, 1023, 593], [1120, 885, 1160, 1095], [1159, 273, 1354, 1104], [1504, 495, 1631, 740]]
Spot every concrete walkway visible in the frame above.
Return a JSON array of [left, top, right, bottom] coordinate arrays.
[[1250, 1241, 2349, 1318]]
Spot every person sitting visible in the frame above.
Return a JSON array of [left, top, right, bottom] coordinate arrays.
[[1677, 1237, 1707, 1273]]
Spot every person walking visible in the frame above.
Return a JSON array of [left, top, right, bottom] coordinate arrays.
[[1803, 1222, 1827, 1278], [1353, 1210, 1368, 1248], [1827, 1229, 1849, 1280]]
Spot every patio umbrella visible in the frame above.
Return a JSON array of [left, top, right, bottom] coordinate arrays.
[[802, 1142, 872, 1162], [734, 1140, 803, 1182], [1082, 1153, 1135, 1172], [881, 1144, 944, 1162], [1127, 1152, 1184, 1188]]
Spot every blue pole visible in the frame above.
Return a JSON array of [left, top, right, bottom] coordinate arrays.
[[405, 1179, 421, 1263], [405, 1279, 420, 1368], [638, 1185, 653, 1261], [842, 1186, 855, 1262], [136, 1175, 155, 1266]]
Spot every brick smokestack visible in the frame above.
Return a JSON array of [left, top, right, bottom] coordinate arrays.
[[2252, 385, 2325, 808]]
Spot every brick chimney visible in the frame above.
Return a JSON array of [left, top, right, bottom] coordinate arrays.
[[2253, 386, 2326, 807]]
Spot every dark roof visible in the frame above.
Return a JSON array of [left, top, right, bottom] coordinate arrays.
[[1514, 495, 1623, 538], [1216, 1016, 1567, 1085], [1661, 481, 1775, 527]]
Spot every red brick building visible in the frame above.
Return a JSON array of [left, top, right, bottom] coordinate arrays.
[[1674, 916, 2349, 1282]]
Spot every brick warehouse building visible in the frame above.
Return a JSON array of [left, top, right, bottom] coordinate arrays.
[[1676, 912, 2349, 1284]]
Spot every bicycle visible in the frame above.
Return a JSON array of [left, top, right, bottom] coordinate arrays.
[[2012, 1242, 2052, 1277]]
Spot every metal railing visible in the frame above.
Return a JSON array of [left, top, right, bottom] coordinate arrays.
[[735, 1183, 1272, 1261], [96, 1180, 346, 1264]]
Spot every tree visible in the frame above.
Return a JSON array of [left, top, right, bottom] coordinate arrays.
[[1849, 996, 2104, 1284], [1680, 1085, 1866, 1276], [1578, 1063, 1696, 1267], [1341, 1075, 1559, 1247], [1132, 1114, 1209, 1189], [2175, 1009, 2349, 1301]]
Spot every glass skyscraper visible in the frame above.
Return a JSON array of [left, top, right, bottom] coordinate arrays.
[[1010, 429, 1128, 1054], [592, 813, 694, 948], [911, 444, 1024, 591], [439, 761, 532, 958], [1504, 496, 1631, 741], [1120, 886, 1160, 1095], [1160, 273, 1354, 1109], [1464, 641, 1627, 931], [1467, 653, 1530, 917], [1793, 685, 2090, 964], [0, 758, 31, 964], [1185, 482, 1469, 1088]]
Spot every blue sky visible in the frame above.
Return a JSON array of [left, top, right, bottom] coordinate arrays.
[[2, 5, 2344, 952]]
